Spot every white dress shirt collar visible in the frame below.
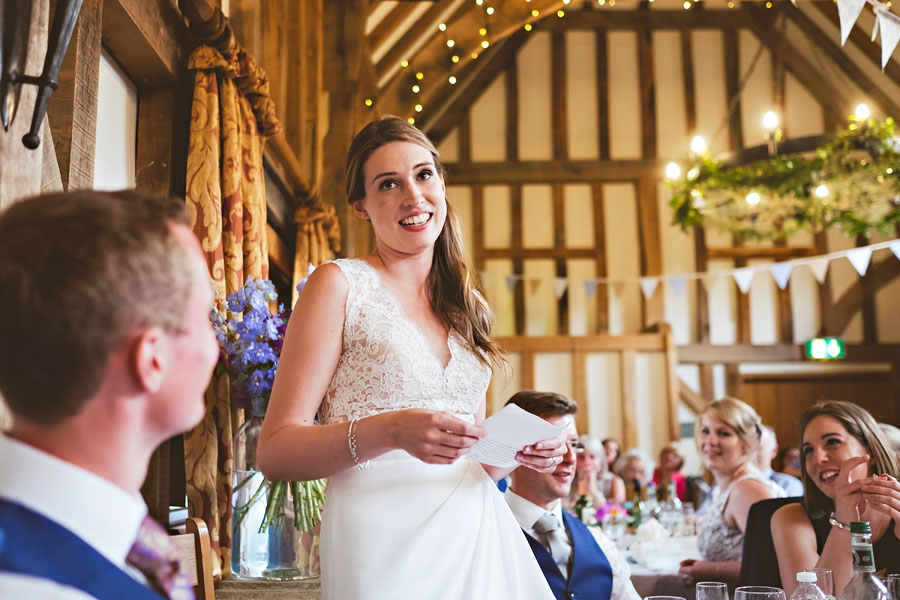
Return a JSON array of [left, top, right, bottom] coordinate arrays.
[[505, 488, 564, 533], [0, 434, 147, 567]]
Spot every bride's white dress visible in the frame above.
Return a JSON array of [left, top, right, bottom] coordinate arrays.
[[318, 259, 554, 600]]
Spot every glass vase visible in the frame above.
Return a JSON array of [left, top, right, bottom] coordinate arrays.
[[231, 402, 321, 580]]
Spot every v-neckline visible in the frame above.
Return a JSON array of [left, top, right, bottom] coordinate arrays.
[[359, 259, 454, 372]]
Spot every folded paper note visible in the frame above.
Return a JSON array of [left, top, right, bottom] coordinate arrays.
[[469, 403, 566, 468]]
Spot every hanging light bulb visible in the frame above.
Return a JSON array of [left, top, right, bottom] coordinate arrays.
[[762, 111, 779, 131], [690, 135, 707, 155], [448, 76, 457, 84], [414, 104, 423, 112], [364, 98, 373, 107], [665, 162, 682, 180], [412, 84, 420, 93], [524, 23, 533, 31], [451, 55, 460, 63], [416, 72, 424, 80], [446, 39, 455, 48], [746, 192, 760, 206], [401, 60, 409, 68], [855, 103, 871, 120], [438, 23, 447, 31], [815, 184, 830, 198], [486, 6, 495, 15]]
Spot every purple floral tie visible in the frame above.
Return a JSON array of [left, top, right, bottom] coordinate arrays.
[[126, 515, 196, 600]]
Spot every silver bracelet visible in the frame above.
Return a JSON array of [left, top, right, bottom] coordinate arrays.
[[348, 417, 370, 470], [829, 512, 851, 531]]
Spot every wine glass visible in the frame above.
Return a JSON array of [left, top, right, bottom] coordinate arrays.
[[734, 586, 787, 600], [806, 568, 834, 600], [645, 596, 687, 600], [697, 581, 730, 600]]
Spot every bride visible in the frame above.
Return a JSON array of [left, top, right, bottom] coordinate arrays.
[[258, 116, 563, 599]]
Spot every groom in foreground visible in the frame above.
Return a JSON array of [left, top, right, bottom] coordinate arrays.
[[0, 190, 219, 599], [505, 391, 641, 600]]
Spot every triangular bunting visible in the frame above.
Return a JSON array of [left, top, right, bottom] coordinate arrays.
[[553, 278, 568, 299], [890, 239, 900, 261], [668, 275, 687, 297], [528, 278, 541, 295], [873, 11, 880, 42], [701, 273, 721, 294], [505, 275, 518, 293], [877, 9, 900, 69], [732, 267, 756, 295], [807, 258, 830, 284], [639, 277, 659, 299], [584, 280, 599, 298], [611, 281, 627, 298], [769, 262, 793, 290], [837, 0, 867, 45], [846, 247, 873, 276]]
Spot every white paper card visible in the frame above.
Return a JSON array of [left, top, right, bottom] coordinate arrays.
[[469, 403, 566, 468]]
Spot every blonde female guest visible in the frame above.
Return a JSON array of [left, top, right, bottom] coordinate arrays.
[[772, 401, 900, 595], [679, 397, 781, 586], [567, 435, 626, 511], [257, 116, 564, 600]]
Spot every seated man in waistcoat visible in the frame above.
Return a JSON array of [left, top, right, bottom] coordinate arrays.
[[0, 190, 220, 600], [504, 391, 641, 600]]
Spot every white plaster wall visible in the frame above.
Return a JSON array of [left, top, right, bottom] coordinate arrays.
[[603, 183, 642, 334], [94, 49, 136, 190], [518, 32, 553, 160], [470, 73, 506, 161], [608, 31, 641, 159], [566, 31, 599, 160]]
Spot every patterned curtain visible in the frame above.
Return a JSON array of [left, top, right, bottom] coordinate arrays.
[[292, 203, 342, 304], [184, 44, 281, 575]]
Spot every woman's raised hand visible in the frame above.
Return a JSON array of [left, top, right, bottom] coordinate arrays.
[[832, 455, 871, 523], [387, 409, 485, 464], [516, 432, 568, 473], [860, 474, 900, 538]]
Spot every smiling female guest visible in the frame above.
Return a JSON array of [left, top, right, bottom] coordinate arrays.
[[771, 401, 900, 595], [258, 116, 564, 599], [678, 397, 780, 586]]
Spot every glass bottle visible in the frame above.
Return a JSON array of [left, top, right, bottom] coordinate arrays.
[[645, 481, 660, 520], [628, 479, 645, 529], [573, 478, 596, 525], [660, 480, 683, 535], [836, 522, 890, 600], [232, 397, 268, 578]]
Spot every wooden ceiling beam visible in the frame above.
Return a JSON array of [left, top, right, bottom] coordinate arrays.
[[741, 6, 849, 130], [103, 0, 185, 89], [369, 2, 420, 55], [376, 0, 568, 118], [423, 27, 532, 144], [778, 3, 900, 121], [442, 158, 668, 184], [536, 9, 746, 30], [706, 246, 817, 260], [375, 0, 465, 85]]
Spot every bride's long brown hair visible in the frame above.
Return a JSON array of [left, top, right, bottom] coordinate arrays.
[[345, 116, 502, 368]]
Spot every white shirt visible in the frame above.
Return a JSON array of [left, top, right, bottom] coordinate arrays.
[[0, 434, 148, 599], [505, 489, 641, 600]]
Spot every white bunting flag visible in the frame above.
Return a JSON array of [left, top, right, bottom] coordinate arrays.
[[890, 239, 900, 261], [873, 11, 880, 42], [732, 267, 756, 295], [528, 278, 541, 295], [877, 8, 900, 69], [846, 246, 873, 276], [639, 277, 659, 300], [669, 275, 688, 297], [505, 275, 518, 293], [584, 280, 599, 298], [553, 278, 569, 299], [807, 258, 830, 284], [838, 0, 868, 45], [769, 262, 793, 290], [611, 281, 627, 299]]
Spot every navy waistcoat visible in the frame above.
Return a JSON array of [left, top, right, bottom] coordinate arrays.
[[0, 498, 165, 600], [524, 510, 614, 600]]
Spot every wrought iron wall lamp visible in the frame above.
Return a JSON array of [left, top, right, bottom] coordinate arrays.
[[1, 0, 84, 149]]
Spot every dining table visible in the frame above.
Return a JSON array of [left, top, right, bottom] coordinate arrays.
[[622, 534, 703, 600]]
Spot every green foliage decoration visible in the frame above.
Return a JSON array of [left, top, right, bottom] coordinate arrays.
[[668, 118, 900, 241]]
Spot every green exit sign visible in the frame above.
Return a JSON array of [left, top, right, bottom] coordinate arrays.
[[805, 337, 846, 360]]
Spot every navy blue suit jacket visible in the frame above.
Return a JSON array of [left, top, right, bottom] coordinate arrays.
[[523, 510, 614, 600]]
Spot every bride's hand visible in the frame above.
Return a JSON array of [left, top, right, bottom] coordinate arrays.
[[517, 432, 568, 473], [387, 409, 485, 464]]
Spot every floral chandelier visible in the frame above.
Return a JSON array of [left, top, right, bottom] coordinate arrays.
[[667, 110, 900, 242]]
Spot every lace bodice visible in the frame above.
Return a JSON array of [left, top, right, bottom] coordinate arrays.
[[318, 259, 492, 425], [696, 473, 783, 562]]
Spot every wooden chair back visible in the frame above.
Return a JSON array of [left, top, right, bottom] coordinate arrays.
[[171, 517, 215, 600]]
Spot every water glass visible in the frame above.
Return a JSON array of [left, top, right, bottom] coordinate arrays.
[[697, 581, 730, 600], [734, 586, 787, 600], [886, 574, 899, 600], [806, 568, 834, 599], [682, 505, 698, 536], [646, 596, 687, 600]]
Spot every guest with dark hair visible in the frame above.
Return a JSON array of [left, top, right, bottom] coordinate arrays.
[[779, 445, 802, 479], [772, 401, 900, 595], [653, 445, 687, 502]]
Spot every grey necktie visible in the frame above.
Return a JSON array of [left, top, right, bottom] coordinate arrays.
[[533, 512, 571, 576]]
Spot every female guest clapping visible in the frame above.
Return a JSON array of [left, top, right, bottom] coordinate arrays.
[[772, 401, 900, 595], [679, 397, 780, 586]]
